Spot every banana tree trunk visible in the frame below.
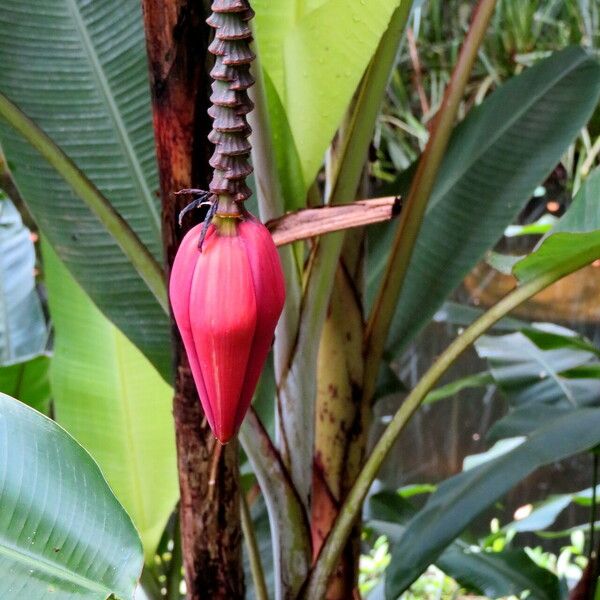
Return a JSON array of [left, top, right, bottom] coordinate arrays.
[[141, 2, 244, 598], [313, 229, 368, 598]]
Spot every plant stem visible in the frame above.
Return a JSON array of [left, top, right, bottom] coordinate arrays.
[[0, 91, 169, 314], [294, 6, 413, 593], [301, 271, 561, 599], [240, 491, 269, 600], [363, 0, 498, 405], [140, 566, 163, 600], [592, 451, 600, 593], [167, 513, 183, 600], [239, 408, 311, 599]]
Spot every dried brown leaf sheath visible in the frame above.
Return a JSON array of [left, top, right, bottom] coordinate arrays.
[[208, 0, 256, 202], [268, 197, 402, 247]]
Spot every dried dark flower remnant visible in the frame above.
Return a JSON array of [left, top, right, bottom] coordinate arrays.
[[207, 0, 256, 203]]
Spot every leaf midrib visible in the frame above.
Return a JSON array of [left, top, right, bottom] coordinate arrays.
[[521, 341, 577, 407], [428, 51, 588, 213], [65, 0, 160, 240], [0, 538, 112, 595]]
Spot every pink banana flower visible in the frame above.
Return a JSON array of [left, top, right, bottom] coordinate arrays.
[[170, 212, 285, 444]]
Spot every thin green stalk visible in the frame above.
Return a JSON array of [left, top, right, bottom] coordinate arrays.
[[140, 566, 163, 600], [245, 34, 311, 594], [301, 270, 562, 599], [239, 408, 311, 600], [363, 0, 498, 405], [167, 512, 183, 600], [0, 92, 169, 314], [247, 36, 285, 223], [247, 34, 305, 511], [240, 491, 269, 600]]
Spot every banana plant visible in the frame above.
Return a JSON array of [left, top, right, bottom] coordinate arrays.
[[0, 1, 599, 599]]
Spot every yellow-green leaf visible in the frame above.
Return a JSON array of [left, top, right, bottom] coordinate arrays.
[[254, 0, 403, 191], [43, 242, 177, 563]]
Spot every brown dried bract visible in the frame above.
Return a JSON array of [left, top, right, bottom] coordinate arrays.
[[207, 0, 255, 202]]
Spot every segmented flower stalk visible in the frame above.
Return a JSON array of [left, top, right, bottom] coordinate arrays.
[[207, 0, 256, 204]]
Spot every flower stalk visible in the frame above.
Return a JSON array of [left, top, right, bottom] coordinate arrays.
[[207, 0, 255, 207]]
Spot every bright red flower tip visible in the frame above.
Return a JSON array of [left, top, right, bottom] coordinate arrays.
[[169, 214, 285, 444]]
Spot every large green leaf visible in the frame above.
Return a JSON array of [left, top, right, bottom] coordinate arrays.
[[0, 392, 143, 599], [384, 408, 600, 596], [514, 167, 600, 283], [367, 491, 560, 600], [369, 47, 600, 356], [476, 326, 600, 440], [43, 242, 177, 563], [253, 0, 404, 196], [0, 197, 46, 364], [0, 1, 171, 380]]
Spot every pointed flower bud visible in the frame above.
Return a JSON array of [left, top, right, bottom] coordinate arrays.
[[170, 211, 285, 443]]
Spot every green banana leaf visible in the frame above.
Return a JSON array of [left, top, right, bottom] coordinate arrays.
[[368, 47, 600, 357], [43, 241, 177, 563], [368, 491, 561, 600], [0, 392, 143, 599], [0, 1, 171, 381], [437, 547, 563, 599], [476, 326, 600, 440], [515, 168, 600, 282], [385, 408, 600, 597], [253, 0, 408, 203]]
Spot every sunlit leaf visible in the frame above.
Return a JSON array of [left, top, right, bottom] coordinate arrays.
[[254, 0, 405, 195], [43, 242, 177, 562], [514, 168, 600, 283]]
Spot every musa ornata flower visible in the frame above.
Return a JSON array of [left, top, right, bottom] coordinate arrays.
[[170, 203, 285, 443]]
